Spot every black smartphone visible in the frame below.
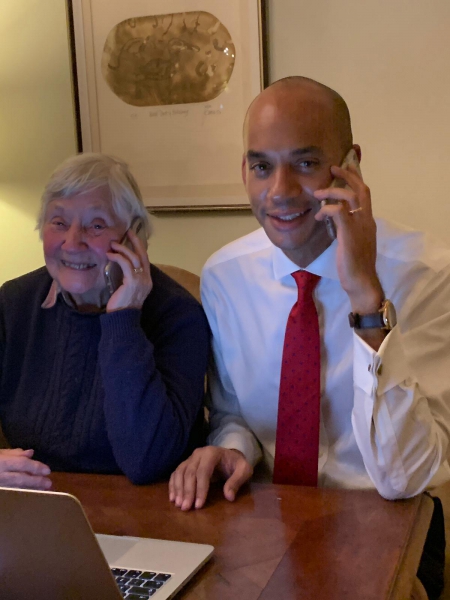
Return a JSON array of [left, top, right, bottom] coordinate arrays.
[[321, 149, 362, 240], [104, 217, 147, 295]]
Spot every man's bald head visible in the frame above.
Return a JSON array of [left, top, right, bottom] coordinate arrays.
[[244, 76, 353, 154]]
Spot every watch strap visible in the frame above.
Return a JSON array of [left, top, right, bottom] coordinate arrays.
[[348, 311, 384, 329]]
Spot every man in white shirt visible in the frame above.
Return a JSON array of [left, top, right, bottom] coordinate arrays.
[[170, 76, 449, 598]]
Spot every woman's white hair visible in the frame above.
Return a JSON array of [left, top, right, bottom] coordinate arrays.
[[37, 153, 152, 238]]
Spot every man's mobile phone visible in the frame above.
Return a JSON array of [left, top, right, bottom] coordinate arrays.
[[321, 149, 362, 240], [104, 217, 147, 295]]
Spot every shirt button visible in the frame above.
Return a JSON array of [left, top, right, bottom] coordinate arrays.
[[377, 365, 383, 376]]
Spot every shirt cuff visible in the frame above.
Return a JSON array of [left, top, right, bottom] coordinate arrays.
[[210, 431, 262, 467], [353, 325, 411, 396], [100, 308, 142, 342]]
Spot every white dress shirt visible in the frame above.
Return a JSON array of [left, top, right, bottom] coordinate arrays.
[[202, 218, 450, 499]]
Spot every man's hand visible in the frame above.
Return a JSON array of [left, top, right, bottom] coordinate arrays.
[[314, 164, 383, 311], [314, 164, 386, 350], [169, 447, 253, 511], [0, 448, 52, 490], [106, 229, 153, 312]]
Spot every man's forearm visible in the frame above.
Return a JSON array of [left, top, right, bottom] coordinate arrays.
[[352, 327, 450, 499]]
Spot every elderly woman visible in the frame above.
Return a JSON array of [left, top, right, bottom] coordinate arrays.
[[0, 153, 209, 487]]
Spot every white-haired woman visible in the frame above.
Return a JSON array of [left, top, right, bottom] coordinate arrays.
[[0, 153, 209, 487]]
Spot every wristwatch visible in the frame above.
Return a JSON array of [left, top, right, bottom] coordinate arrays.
[[348, 299, 397, 330]]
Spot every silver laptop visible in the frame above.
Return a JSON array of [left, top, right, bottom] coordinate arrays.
[[0, 487, 213, 600]]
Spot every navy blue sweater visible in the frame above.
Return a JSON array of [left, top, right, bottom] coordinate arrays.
[[0, 265, 209, 484]]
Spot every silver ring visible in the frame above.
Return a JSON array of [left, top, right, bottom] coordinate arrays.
[[349, 207, 363, 215], [133, 267, 144, 274]]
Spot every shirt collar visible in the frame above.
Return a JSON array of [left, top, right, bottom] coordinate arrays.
[[272, 239, 339, 281], [41, 280, 77, 309]]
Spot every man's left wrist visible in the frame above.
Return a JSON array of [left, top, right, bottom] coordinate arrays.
[[347, 281, 384, 315], [349, 299, 397, 331]]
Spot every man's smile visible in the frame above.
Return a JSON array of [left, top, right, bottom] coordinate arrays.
[[267, 208, 313, 228]]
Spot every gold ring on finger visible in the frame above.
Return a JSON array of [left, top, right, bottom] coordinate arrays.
[[349, 207, 363, 215]]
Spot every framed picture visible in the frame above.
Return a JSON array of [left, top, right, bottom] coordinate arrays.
[[68, 0, 267, 211]]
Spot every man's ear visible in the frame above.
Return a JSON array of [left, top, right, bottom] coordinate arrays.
[[353, 144, 362, 163], [241, 154, 247, 185]]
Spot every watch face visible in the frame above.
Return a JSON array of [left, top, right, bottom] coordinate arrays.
[[382, 300, 397, 329]]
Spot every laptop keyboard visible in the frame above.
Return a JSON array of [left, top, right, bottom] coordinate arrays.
[[111, 568, 172, 598]]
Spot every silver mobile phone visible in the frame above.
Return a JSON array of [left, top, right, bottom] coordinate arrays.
[[104, 217, 147, 295], [321, 148, 362, 240]]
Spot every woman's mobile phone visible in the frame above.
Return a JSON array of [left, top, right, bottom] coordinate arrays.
[[321, 149, 362, 240], [104, 217, 147, 295]]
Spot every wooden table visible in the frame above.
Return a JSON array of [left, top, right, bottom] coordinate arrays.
[[50, 473, 433, 600]]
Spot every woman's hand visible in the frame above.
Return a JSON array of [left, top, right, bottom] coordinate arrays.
[[0, 448, 52, 490], [106, 229, 153, 312]]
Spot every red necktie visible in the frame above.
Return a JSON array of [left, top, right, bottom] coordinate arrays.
[[273, 270, 321, 486]]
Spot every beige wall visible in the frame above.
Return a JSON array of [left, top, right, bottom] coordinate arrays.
[[149, 211, 257, 275], [0, 1, 77, 282], [1, 0, 450, 284]]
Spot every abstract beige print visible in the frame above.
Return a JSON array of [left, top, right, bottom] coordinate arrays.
[[101, 11, 236, 107]]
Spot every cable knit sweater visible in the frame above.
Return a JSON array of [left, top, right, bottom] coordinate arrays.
[[0, 265, 209, 484]]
